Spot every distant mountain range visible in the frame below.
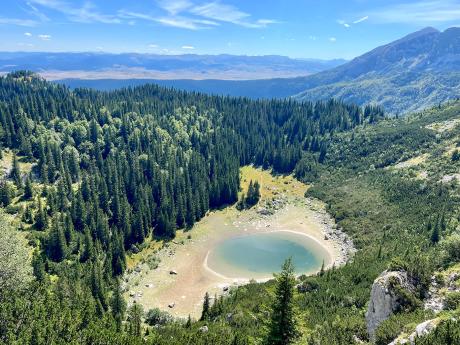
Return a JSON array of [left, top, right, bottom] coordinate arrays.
[[0, 52, 345, 80], [4, 27, 459, 115], [294, 27, 460, 114]]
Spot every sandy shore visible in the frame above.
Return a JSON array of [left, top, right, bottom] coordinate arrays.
[[123, 168, 354, 318]]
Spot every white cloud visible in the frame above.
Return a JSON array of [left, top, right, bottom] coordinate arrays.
[[369, 0, 460, 23], [24, 32, 32, 36], [148, 44, 159, 48], [158, 0, 192, 15], [25, 2, 50, 22], [353, 15, 369, 24], [119, 10, 211, 30], [38, 34, 51, 40], [338, 20, 351, 28], [181, 45, 195, 49], [309, 35, 317, 40], [157, 16, 204, 29], [190, 2, 278, 28], [0, 17, 38, 26], [329, 37, 337, 42], [30, 0, 121, 24]]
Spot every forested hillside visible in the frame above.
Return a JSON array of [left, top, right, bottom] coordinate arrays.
[[0, 71, 383, 344]]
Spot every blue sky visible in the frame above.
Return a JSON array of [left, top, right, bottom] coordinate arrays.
[[1, 0, 459, 59]]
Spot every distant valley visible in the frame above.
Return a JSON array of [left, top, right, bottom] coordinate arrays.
[[0, 52, 345, 80], [2, 27, 458, 115]]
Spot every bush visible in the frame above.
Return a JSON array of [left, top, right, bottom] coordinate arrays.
[[440, 234, 460, 265], [444, 292, 460, 310], [145, 308, 172, 326]]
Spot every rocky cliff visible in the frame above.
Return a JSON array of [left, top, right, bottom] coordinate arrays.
[[365, 270, 416, 341]]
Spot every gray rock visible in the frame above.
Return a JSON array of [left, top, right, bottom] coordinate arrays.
[[366, 270, 415, 341]]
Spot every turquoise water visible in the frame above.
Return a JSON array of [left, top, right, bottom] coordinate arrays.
[[207, 231, 326, 279]]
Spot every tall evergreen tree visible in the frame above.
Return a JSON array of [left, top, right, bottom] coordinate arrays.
[[200, 291, 210, 321], [266, 258, 298, 345]]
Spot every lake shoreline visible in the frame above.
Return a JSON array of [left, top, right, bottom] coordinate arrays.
[[123, 168, 355, 318]]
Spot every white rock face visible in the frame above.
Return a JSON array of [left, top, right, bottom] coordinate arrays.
[[365, 271, 414, 341], [388, 318, 438, 345]]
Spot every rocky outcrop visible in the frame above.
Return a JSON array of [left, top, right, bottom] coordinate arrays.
[[365, 271, 415, 341], [388, 318, 439, 345]]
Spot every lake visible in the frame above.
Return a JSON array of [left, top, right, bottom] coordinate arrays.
[[206, 231, 329, 280]]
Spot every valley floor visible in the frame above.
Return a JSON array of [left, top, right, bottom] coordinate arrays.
[[123, 167, 354, 318]]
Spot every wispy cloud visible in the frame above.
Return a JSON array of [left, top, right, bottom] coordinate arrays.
[[30, 0, 121, 24], [133, 0, 279, 30], [190, 2, 278, 28], [24, 32, 32, 36], [182, 45, 195, 49], [158, 0, 193, 15], [24, 1, 50, 22], [0, 17, 38, 26], [369, 1, 460, 24], [353, 15, 369, 24], [329, 37, 337, 42], [119, 10, 213, 30], [38, 34, 51, 40], [337, 19, 351, 28]]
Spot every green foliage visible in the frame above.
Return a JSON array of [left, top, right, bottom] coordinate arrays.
[[374, 310, 431, 345], [0, 211, 32, 301], [415, 319, 460, 344], [237, 180, 261, 209], [440, 234, 460, 266], [1, 73, 459, 344], [444, 292, 460, 310], [266, 258, 299, 345], [201, 292, 211, 321], [145, 308, 173, 326], [127, 304, 144, 337]]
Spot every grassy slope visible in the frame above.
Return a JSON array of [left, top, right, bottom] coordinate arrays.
[[150, 100, 460, 344]]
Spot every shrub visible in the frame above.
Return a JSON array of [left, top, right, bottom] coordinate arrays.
[[444, 292, 460, 310], [440, 234, 460, 266], [145, 308, 173, 326]]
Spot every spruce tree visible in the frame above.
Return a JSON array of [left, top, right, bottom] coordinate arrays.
[[23, 175, 33, 199], [35, 197, 47, 230], [128, 304, 143, 337], [200, 291, 210, 321], [431, 222, 440, 244], [111, 279, 126, 332], [10, 153, 22, 188], [266, 258, 298, 345]]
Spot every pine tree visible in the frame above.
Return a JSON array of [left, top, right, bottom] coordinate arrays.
[[128, 304, 143, 337], [431, 221, 440, 244], [32, 249, 46, 282], [10, 153, 22, 188], [0, 180, 13, 206], [200, 291, 210, 321], [23, 175, 33, 199], [35, 197, 47, 230], [185, 314, 192, 328], [81, 227, 93, 263], [47, 219, 67, 262], [111, 279, 126, 332], [267, 258, 299, 345]]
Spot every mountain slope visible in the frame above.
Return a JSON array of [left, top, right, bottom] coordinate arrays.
[[294, 27, 460, 115]]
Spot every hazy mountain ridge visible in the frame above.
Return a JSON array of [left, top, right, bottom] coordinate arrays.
[[294, 27, 460, 114], [0, 52, 346, 80]]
